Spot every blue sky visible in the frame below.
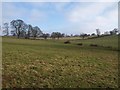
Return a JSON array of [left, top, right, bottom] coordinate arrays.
[[1, 0, 118, 35]]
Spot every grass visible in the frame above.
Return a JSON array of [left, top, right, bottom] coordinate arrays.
[[2, 36, 118, 88], [71, 35, 118, 50]]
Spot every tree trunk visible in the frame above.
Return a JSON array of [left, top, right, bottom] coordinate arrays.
[[16, 27, 20, 39], [33, 36, 36, 39], [17, 34, 20, 38]]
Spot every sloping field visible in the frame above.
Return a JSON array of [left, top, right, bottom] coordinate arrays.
[[2, 36, 118, 88], [71, 35, 118, 50]]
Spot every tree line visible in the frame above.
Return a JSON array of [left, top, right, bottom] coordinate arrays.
[[2, 19, 65, 39], [2, 19, 120, 40]]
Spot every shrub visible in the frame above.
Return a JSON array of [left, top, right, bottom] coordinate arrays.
[[105, 46, 112, 48], [77, 43, 83, 46], [64, 40, 71, 44], [90, 44, 98, 47]]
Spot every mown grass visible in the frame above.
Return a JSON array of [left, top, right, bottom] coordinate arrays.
[[2, 36, 118, 88]]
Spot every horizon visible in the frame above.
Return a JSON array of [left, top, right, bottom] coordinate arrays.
[[1, 1, 118, 35]]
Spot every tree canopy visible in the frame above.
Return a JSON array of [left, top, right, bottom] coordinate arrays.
[[10, 19, 43, 39]]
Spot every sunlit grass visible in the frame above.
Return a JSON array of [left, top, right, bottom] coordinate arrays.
[[2, 36, 118, 88]]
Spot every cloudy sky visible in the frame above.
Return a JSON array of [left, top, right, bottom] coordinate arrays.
[[1, 0, 118, 35]]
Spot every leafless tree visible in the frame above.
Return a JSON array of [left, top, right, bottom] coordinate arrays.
[[31, 26, 43, 39], [96, 29, 100, 37], [10, 19, 24, 38], [3, 22, 9, 36]]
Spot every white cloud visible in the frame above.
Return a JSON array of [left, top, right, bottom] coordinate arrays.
[[2, 2, 46, 26], [67, 2, 117, 23], [51, 2, 69, 11], [2, 3, 28, 22], [26, 9, 47, 26], [64, 2, 118, 34]]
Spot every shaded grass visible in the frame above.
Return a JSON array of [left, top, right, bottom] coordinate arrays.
[[2, 36, 118, 88]]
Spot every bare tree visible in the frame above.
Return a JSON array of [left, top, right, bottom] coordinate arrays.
[[96, 29, 100, 37], [51, 32, 56, 39], [31, 26, 43, 39], [28, 24, 33, 38], [42, 33, 50, 39], [3, 22, 9, 36], [10, 19, 24, 38], [112, 28, 118, 34], [80, 33, 87, 39], [10, 25, 16, 36], [20, 23, 29, 38], [51, 32, 62, 39], [10, 19, 43, 39], [110, 28, 118, 35]]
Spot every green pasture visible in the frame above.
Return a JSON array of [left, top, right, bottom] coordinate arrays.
[[2, 36, 118, 88]]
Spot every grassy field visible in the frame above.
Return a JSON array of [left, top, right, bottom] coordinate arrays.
[[71, 35, 118, 50], [2, 35, 118, 88]]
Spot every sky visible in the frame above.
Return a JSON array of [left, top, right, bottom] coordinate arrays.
[[1, 0, 119, 35]]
